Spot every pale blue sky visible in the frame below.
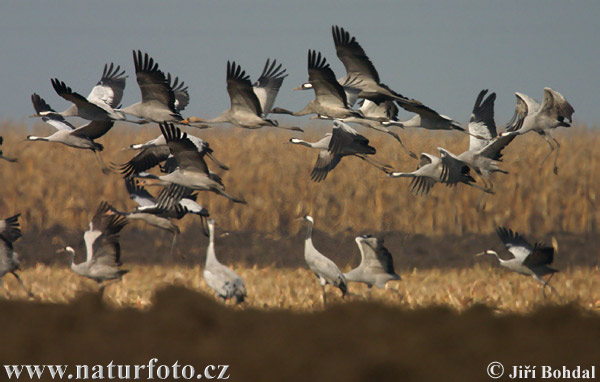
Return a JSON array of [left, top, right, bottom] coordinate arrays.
[[1, 1, 599, 126]]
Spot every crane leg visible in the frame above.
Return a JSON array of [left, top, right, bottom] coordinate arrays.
[[0, 278, 12, 299], [169, 232, 180, 258], [93, 151, 113, 175], [385, 130, 418, 160], [355, 154, 394, 174], [551, 137, 561, 175], [476, 190, 489, 212], [321, 285, 328, 307], [206, 152, 230, 171], [214, 188, 247, 205], [11, 272, 33, 298], [539, 133, 557, 174]]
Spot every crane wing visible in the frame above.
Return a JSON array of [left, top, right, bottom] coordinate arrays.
[[0, 214, 22, 244], [71, 120, 115, 140], [51, 79, 110, 116], [160, 123, 209, 173], [495, 227, 533, 262], [522, 242, 555, 267], [332, 25, 380, 83], [310, 150, 342, 182], [541, 87, 574, 123], [133, 50, 178, 112], [87, 63, 127, 109], [307, 50, 349, 108], [226, 61, 263, 116], [167, 73, 190, 112], [117, 145, 171, 178], [468, 89, 497, 152], [30, 94, 75, 131], [253, 58, 287, 116]]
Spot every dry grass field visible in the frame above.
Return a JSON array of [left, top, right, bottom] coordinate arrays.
[[0, 121, 598, 236], [0, 121, 599, 314], [2, 264, 599, 313]]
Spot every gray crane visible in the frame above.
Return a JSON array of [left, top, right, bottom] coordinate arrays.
[[0, 214, 33, 298], [437, 90, 515, 194], [344, 235, 400, 290], [296, 26, 421, 108], [271, 50, 363, 120], [115, 51, 184, 124], [311, 99, 418, 159], [0, 137, 17, 163], [136, 123, 246, 204], [388, 152, 491, 196], [115, 133, 228, 178], [476, 227, 559, 297], [28, 93, 115, 173], [106, 179, 208, 256], [288, 119, 392, 182], [62, 202, 129, 292], [500, 88, 574, 174], [31, 63, 130, 123], [183, 59, 301, 132], [300, 215, 347, 306], [203, 218, 247, 304]]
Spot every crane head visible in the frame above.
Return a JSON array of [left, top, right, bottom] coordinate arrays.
[[294, 82, 312, 91]]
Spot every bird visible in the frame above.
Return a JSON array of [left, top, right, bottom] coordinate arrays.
[[105, 179, 208, 256], [115, 51, 184, 124], [344, 235, 400, 290], [388, 152, 490, 196], [62, 202, 129, 292], [135, 123, 246, 204], [271, 50, 363, 119], [203, 218, 247, 304], [437, 90, 515, 195], [31, 63, 130, 123], [183, 60, 301, 132], [0, 214, 33, 298], [115, 132, 228, 178], [288, 119, 392, 182], [476, 227, 559, 297], [28, 93, 115, 173], [311, 99, 418, 159], [300, 215, 347, 306], [500, 88, 574, 175], [330, 25, 422, 107], [0, 137, 17, 162]]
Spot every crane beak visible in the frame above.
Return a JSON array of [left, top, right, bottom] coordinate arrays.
[[474, 251, 486, 257], [293, 85, 303, 91]]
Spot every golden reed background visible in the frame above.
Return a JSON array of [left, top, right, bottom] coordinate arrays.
[[0, 121, 598, 236]]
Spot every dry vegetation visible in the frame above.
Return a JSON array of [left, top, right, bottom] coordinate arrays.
[[0, 121, 598, 236], [1, 121, 598, 313], [2, 264, 599, 313]]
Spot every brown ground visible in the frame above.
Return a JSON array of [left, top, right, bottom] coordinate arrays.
[[1, 287, 600, 382]]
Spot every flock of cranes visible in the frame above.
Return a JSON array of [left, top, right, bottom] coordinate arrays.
[[0, 25, 574, 305]]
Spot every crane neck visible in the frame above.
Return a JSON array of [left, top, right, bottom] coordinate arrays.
[[304, 220, 313, 241], [206, 223, 218, 266]]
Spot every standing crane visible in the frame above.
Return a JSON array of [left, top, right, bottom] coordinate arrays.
[[344, 235, 400, 290], [203, 219, 247, 304], [61, 202, 129, 293], [0, 214, 33, 298], [300, 215, 347, 306], [476, 227, 559, 297]]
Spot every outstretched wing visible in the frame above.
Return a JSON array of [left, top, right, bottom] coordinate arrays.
[[227, 61, 262, 116], [30, 93, 75, 131], [332, 25, 380, 82], [87, 63, 127, 109], [358, 236, 397, 275], [523, 242, 555, 267], [495, 226, 533, 262], [117, 145, 171, 177], [51, 78, 110, 116], [310, 150, 342, 183], [133, 50, 178, 113], [329, 120, 372, 155], [469, 89, 497, 152], [71, 120, 114, 140], [167, 73, 190, 112], [253, 58, 287, 116], [0, 214, 22, 244], [541, 87, 574, 123], [307, 50, 348, 108], [160, 122, 209, 173]]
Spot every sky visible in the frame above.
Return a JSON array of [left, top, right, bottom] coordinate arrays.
[[1, 0, 599, 127]]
